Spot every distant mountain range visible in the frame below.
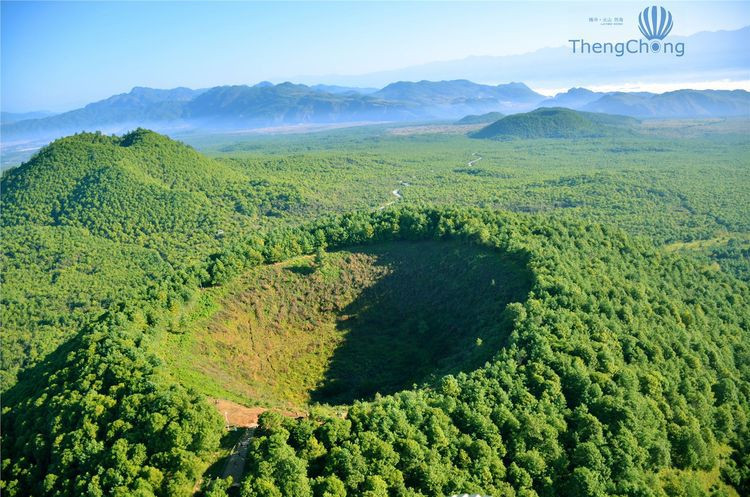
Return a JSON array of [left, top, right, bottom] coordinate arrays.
[[1, 80, 549, 141], [2, 80, 748, 144], [539, 88, 750, 118], [3, 87, 206, 138], [539, 88, 613, 109], [539, 87, 750, 118], [1, 111, 57, 124], [373, 80, 541, 113], [183, 82, 416, 125], [310, 84, 378, 95], [296, 26, 750, 90], [582, 90, 750, 118]]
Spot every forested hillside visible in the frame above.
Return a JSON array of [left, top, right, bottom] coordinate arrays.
[[0, 129, 302, 386], [0, 129, 298, 249], [470, 108, 638, 140], [3, 207, 749, 497], [2, 129, 749, 497], [2, 311, 225, 496]]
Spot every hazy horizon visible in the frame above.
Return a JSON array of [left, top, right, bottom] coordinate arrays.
[[6, 76, 750, 117], [2, 1, 749, 113]]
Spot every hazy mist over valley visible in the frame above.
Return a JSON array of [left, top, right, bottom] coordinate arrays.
[[2, 76, 749, 169]]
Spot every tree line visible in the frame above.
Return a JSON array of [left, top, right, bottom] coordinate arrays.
[[3, 206, 749, 496]]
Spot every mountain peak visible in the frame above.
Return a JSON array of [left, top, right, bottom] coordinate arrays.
[[503, 81, 531, 89], [564, 87, 596, 95]]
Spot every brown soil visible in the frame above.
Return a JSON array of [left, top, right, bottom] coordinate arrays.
[[211, 398, 304, 427]]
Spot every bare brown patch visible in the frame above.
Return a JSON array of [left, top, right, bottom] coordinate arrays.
[[211, 398, 304, 427]]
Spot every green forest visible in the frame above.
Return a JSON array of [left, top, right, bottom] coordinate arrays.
[[2, 121, 749, 497]]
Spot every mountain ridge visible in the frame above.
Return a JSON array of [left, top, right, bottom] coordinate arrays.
[[583, 89, 750, 117], [2, 81, 748, 147]]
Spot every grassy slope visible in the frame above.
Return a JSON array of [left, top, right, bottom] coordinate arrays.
[[157, 241, 531, 408]]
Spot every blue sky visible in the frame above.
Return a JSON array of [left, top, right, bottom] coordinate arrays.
[[2, 1, 749, 112]]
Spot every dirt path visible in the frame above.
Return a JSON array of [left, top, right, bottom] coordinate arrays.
[[212, 399, 306, 487], [223, 428, 254, 486], [376, 188, 403, 211], [467, 151, 483, 167], [375, 152, 481, 211]]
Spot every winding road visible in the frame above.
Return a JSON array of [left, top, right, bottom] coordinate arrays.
[[467, 151, 483, 167], [376, 189, 403, 211], [376, 152, 482, 210]]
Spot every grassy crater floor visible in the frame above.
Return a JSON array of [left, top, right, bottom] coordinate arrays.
[[163, 241, 531, 408]]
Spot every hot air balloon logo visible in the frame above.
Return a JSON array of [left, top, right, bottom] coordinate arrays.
[[638, 5, 674, 52]]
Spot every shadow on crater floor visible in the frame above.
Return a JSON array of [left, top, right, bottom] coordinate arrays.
[[311, 241, 532, 405]]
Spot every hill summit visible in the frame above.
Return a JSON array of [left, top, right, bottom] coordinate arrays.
[[0, 129, 298, 253], [469, 107, 639, 139]]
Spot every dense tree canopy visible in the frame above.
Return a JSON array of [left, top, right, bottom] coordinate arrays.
[[0, 130, 302, 387], [208, 208, 750, 497], [2, 128, 748, 496], [0, 129, 301, 252], [4, 206, 747, 496], [1, 310, 224, 496]]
